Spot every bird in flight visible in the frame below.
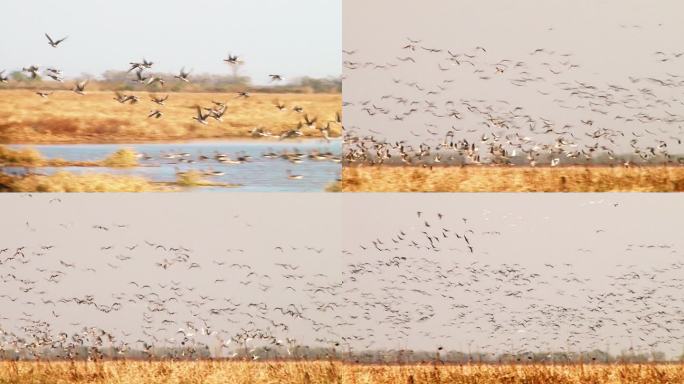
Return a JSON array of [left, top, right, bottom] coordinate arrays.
[[192, 106, 211, 125], [224, 54, 241, 65], [72, 80, 88, 95], [148, 110, 163, 119], [174, 68, 191, 83], [45, 33, 68, 48]]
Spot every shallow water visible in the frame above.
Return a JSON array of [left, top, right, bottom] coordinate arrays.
[[4, 139, 341, 192]]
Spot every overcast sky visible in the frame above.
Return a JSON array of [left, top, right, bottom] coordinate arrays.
[[1, 0, 341, 84]]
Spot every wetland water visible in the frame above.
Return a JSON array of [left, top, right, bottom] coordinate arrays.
[[4, 139, 341, 192]]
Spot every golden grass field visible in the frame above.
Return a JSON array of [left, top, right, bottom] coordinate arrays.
[[0, 361, 681, 384], [342, 166, 684, 192], [0, 90, 341, 144]]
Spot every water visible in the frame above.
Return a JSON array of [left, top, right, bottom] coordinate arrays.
[[4, 140, 341, 192]]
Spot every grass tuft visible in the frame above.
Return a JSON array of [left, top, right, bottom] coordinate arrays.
[[102, 148, 139, 168], [176, 170, 209, 187], [0, 145, 45, 166]]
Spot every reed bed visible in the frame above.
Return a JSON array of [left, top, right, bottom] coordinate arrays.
[[0, 361, 680, 384], [344, 363, 684, 384], [342, 165, 684, 192]]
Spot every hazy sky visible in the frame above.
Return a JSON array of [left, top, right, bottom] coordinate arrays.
[[1, 0, 341, 84], [343, 0, 684, 160]]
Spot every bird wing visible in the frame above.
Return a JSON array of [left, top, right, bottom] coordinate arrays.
[[45, 33, 54, 44]]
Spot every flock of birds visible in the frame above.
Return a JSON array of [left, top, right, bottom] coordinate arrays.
[[0, 197, 681, 362], [0, 207, 343, 360], [342, 36, 684, 167], [2, 33, 340, 143], [136, 148, 340, 168], [125, 148, 342, 181], [341, 209, 682, 361]]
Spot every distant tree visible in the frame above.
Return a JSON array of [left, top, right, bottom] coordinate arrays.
[[101, 70, 129, 83], [292, 76, 342, 93], [650, 351, 666, 362]]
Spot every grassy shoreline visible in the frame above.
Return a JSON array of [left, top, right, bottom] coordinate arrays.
[[0, 146, 139, 168], [0, 170, 242, 192]]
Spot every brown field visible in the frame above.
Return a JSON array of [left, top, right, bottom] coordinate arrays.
[[0, 90, 341, 144], [0, 361, 681, 384], [342, 166, 684, 192]]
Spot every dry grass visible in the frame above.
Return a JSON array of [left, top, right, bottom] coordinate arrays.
[[175, 170, 211, 186], [0, 90, 341, 144], [0, 172, 164, 192], [0, 360, 341, 384], [342, 166, 684, 192], [0, 361, 680, 384], [345, 363, 684, 384]]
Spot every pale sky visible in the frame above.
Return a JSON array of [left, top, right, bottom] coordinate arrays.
[[1, 0, 341, 84]]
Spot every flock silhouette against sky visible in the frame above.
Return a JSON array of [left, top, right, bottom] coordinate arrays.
[[343, 39, 684, 166], [1, 1, 341, 83], [1, 194, 681, 361], [4, 32, 340, 143], [343, 1, 684, 167]]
